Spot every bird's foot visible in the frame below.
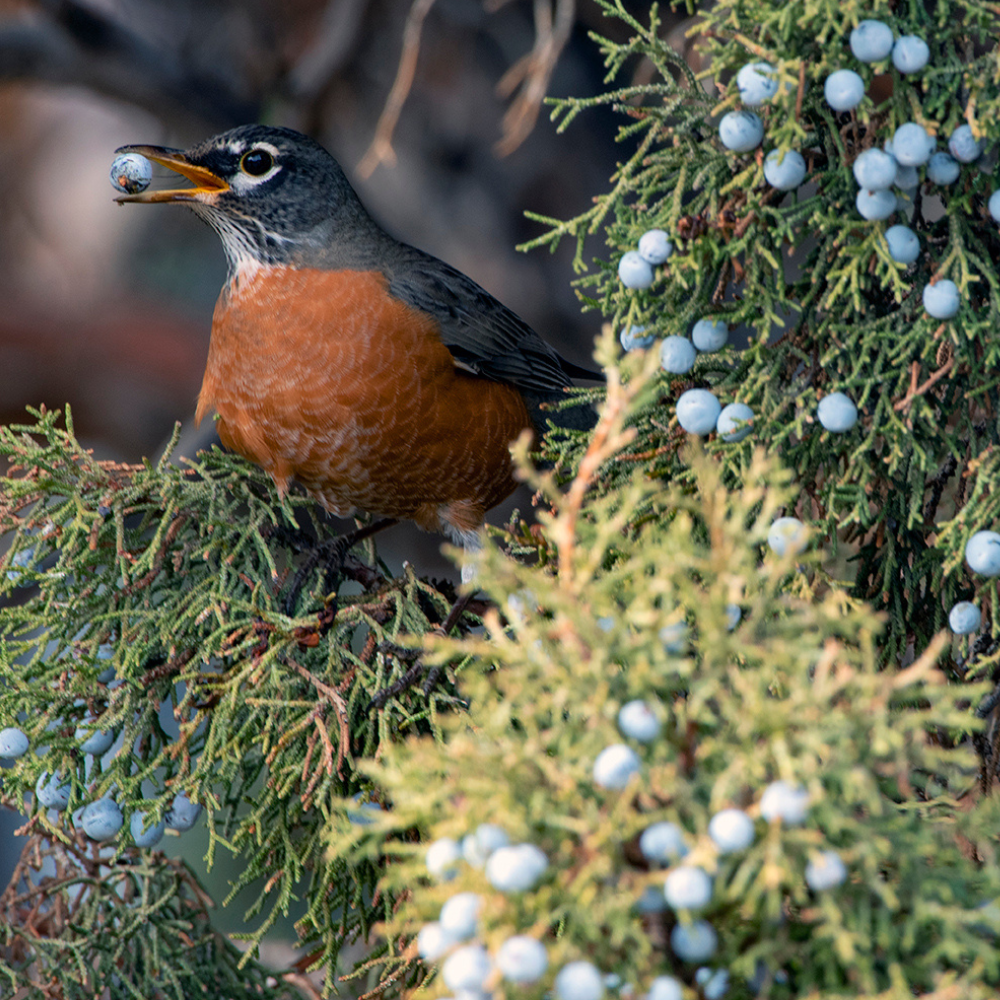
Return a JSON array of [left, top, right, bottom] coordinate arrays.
[[282, 517, 396, 617]]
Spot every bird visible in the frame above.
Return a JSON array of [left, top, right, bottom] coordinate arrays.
[[113, 124, 594, 578]]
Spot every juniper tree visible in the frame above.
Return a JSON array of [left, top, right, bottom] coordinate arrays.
[[3, 1, 1000, 999], [525, 0, 1000, 672]]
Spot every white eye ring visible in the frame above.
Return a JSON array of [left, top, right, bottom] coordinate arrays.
[[230, 142, 282, 190]]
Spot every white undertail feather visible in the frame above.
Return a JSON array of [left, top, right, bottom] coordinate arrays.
[[444, 524, 482, 585]]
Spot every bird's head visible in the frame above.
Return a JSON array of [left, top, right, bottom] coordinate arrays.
[[115, 124, 373, 271]]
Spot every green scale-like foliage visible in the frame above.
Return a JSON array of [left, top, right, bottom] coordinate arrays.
[[527, 0, 1000, 668], [1, 836, 295, 1000], [4, 2, 1000, 997], [0, 408, 466, 995], [368, 334, 1000, 999]]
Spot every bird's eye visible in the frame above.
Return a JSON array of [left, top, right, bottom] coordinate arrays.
[[241, 149, 274, 176]]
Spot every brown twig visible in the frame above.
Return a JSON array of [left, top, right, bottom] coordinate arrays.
[[287, 657, 351, 778], [360, 0, 575, 174], [307, 713, 337, 796], [733, 210, 757, 240], [712, 257, 732, 303], [493, 0, 576, 156], [794, 60, 806, 121], [357, 0, 439, 178], [549, 359, 643, 583], [893, 357, 955, 412], [368, 653, 428, 712]]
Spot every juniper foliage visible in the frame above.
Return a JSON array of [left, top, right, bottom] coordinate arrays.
[[0, 407, 465, 996], [373, 334, 1000, 999], [1, 835, 293, 1000], [526, 0, 1000, 671], [3, 1, 1000, 998]]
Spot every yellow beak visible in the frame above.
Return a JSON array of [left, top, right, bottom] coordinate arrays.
[[113, 145, 230, 203]]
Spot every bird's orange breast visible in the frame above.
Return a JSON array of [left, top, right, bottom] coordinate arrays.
[[196, 265, 533, 536]]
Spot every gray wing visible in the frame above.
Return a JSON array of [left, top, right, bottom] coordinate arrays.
[[384, 246, 576, 397]]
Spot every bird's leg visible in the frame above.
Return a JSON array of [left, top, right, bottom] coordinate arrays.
[[283, 517, 397, 617], [427, 528, 482, 638], [437, 589, 476, 637]]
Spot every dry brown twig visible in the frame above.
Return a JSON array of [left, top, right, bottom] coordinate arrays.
[[358, 0, 439, 178], [893, 357, 956, 413], [548, 346, 662, 587], [492, 0, 576, 156], [358, 0, 576, 176], [286, 656, 352, 778]]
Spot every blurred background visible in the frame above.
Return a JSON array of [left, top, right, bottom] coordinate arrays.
[[0, 0, 649, 460], [0, 0, 695, 975]]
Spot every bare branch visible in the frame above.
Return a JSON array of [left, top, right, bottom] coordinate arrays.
[[357, 0, 438, 178], [493, 0, 575, 156]]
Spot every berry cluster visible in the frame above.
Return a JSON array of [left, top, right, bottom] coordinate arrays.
[[1, 664, 203, 848], [613, 17, 997, 633], [947, 531, 1000, 636], [622, 252, 755, 444], [632, 777, 847, 988], [34, 769, 202, 847], [413, 630, 873, 1000], [417, 767, 850, 1000], [726, 23, 987, 334], [822, 21, 989, 323], [420, 825, 551, 988], [617, 228, 674, 291], [619, 226, 861, 442]]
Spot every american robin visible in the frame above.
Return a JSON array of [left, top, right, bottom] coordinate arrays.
[[114, 125, 594, 555]]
